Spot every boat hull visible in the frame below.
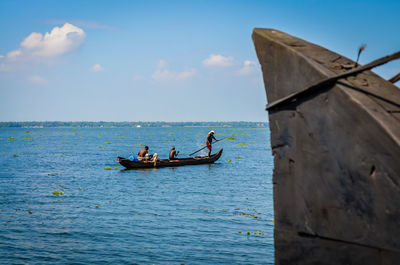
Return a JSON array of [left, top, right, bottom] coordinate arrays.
[[253, 29, 400, 264], [117, 149, 223, 169]]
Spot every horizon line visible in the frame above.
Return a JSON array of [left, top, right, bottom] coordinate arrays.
[[0, 120, 268, 123]]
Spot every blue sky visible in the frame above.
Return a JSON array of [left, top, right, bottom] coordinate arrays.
[[0, 0, 399, 122]]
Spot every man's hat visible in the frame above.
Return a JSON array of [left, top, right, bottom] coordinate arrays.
[[209, 130, 215, 134]]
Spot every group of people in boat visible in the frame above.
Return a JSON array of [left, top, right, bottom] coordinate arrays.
[[134, 130, 218, 161], [136, 145, 179, 161]]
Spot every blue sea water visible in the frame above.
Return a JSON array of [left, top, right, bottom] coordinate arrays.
[[0, 123, 274, 264]]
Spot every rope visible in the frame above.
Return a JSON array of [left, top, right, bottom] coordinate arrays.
[[266, 51, 400, 111]]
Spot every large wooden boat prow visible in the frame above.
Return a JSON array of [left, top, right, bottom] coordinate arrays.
[[253, 28, 400, 264]]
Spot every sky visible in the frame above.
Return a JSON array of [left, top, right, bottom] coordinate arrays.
[[0, 0, 399, 122]]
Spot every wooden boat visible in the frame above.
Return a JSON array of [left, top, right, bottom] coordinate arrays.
[[117, 149, 223, 169], [252, 29, 400, 264]]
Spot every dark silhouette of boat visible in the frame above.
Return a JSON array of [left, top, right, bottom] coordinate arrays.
[[252, 28, 400, 264], [117, 149, 223, 169]]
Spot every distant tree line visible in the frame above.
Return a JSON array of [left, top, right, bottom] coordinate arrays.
[[0, 121, 266, 128]]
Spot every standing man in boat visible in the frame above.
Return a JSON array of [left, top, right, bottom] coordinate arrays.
[[206, 130, 218, 157], [137, 146, 149, 160], [169, 146, 179, 160]]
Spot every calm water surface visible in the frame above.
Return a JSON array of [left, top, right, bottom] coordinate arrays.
[[0, 124, 274, 264]]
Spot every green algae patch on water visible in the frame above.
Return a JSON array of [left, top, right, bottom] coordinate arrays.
[[13, 154, 19, 158], [9, 137, 16, 140], [231, 134, 250, 136], [114, 167, 119, 170], [237, 144, 248, 146], [104, 167, 112, 170], [235, 156, 242, 159], [226, 137, 235, 140], [196, 134, 206, 137], [227, 160, 232, 162], [52, 190, 64, 196], [169, 133, 174, 136], [253, 230, 264, 235], [105, 142, 112, 144], [241, 230, 264, 237], [216, 134, 226, 136], [23, 137, 34, 140]]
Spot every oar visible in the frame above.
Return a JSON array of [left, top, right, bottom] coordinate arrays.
[[189, 137, 227, 156]]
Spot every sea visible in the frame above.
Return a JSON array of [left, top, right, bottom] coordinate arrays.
[[0, 122, 274, 264]]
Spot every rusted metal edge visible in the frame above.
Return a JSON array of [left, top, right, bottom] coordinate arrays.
[[266, 51, 400, 111]]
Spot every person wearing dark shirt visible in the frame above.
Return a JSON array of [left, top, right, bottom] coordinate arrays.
[[169, 146, 179, 160], [206, 130, 218, 157], [137, 146, 149, 160]]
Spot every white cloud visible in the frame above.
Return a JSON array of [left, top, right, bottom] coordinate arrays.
[[7, 50, 22, 59], [90, 64, 104, 72], [203, 54, 234, 67], [157, 59, 168, 69], [152, 69, 174, 80], [0, 55, 4, 59], [29, 75, 47, 84], [176, 69, 197, 80], [7, 23, 85, 60], [152, 60, 196, 81], [238, 60, 258, 75]]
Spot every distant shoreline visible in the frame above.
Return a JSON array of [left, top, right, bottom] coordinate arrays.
[[0, 121, 268, 128]]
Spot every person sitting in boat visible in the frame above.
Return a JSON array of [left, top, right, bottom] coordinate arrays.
[[137, 146, 149, 160], [152, 153, 159, 161], [206, 130, 218, 157], [152, 153, 160, 166], [169, 146, 179, 160]]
